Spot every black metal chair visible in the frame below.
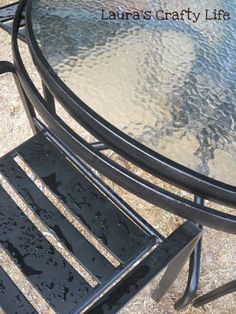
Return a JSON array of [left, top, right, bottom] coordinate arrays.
[[1, 1, 236, 311], [0, 59, 203, 313]]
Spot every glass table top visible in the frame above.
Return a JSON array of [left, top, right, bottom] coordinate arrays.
[[30, 0, 236, 185]]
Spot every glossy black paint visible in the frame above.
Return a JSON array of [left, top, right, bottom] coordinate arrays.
[[16, 134, 154, 263], [42, 81, 56, 114], [0, 0, 235, 310], [0, 47, 203, 314], [0, 154, 116, 283], [0, 117, 202, 313], [0, 265, 37, 314], [151, 232, 200, 304], [76, 222, 201, 314], [11, 1, 236, 306], [0, 185, 94, 314], [0, 61, 15, 74], [175, 196, 203, 310], [0, 54, 202, 314]]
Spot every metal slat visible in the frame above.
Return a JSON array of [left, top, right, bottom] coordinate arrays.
[[0, 2, 19, 23], [0, 186, 94, 314], [0, 2, 26, 42], [0, 266, 37, 314], [17, 134, 152, 263], [0, 21, 26, 42], [81, 222, 201, 314], [0, 157, 115, 283]]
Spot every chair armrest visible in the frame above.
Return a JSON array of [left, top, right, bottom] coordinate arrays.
[[0, 61, 16, 75]]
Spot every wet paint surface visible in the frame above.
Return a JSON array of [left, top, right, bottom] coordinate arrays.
[[17, 134, 152, 262], [0, 266, 37, 314], [0, 186, 93, 313], [0, 133, 160, 313], [0, 157, 115, 283]]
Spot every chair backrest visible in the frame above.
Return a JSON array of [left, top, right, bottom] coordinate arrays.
[[9, 0, 236, 234]]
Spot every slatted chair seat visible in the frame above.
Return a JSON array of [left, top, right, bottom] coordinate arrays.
[[1, 0, 235, 309], [0, 132, 201, 313]]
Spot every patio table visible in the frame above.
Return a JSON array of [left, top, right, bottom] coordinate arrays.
[[18, 0, 236, 309], [26, 0, 236, 186]]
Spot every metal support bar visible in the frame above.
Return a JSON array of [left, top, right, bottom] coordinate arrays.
[[0, 22, 26, 42], [151, 224, 201, 302], [0, 1, 19, 23], [91, 141, 110, 151], [175, 233, 202, 309], [42, 81, 56, 114], [0, 61, 37, 134], [0, 61, 15, 74], [175, 195, 203, 310], [0, 1, 26, 42], [193, 279, 236, 307], [14, 76, 38, 134]]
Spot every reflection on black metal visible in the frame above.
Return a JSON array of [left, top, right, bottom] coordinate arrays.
[[0, 0, 235, 310], [0, 58, 201, 314]]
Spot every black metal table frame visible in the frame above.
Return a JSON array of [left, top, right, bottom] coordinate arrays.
[[1, 0, 236, 309]]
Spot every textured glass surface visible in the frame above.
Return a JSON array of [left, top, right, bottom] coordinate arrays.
[[31, 0, 236, 185]]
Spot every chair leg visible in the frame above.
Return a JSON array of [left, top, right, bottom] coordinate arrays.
[[193, 280, 236, 307], [174, 196, 204, 309], [174, 235, 202, 310], [13, 75, 38, 134], [152, 234, 199, 302], [0, 61, 37, 134]]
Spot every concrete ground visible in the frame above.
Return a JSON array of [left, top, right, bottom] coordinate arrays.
[[0, 1, 236, 313]]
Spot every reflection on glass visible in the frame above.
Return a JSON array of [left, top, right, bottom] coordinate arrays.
[[31, 0, 236, 185]]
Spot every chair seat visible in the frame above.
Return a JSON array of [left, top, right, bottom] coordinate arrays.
[[0, 132, 200, 313]]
